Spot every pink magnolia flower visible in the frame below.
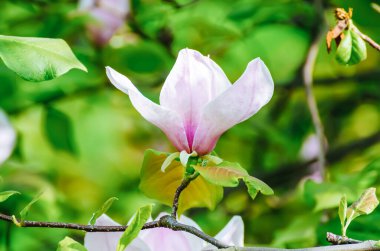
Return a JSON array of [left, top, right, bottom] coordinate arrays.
[[0, 110, 16, 166], [106, 48, 274, 156], [79, 0, 129, 45], [84, 213, 244, 251]]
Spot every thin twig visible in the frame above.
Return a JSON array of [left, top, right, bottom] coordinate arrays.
[[352, 26, 380, 52], [302, 0, 327, 179], [214, 241, 380, 251], [326, 232, 362, 245], [0, 212, 229, 249], [171, 172, 199, 218]]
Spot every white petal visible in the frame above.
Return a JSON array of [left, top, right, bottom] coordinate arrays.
[[203, 216, 244, 250], [0, 110, 16, 166], [139, 213, 203, 251], [159, 49, 231, 149], [179, 150, 197, 167], [106, 66, 190, 152], [84, 214, 150, 251], [192, 58, 274, 155], [161, 152, 180, 172]]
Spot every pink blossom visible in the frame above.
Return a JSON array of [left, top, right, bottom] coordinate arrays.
[[106, 48, 274, 156], [0, 110, 16, 166], [84, 213, 244, 251], [78, 0, 129, 45]]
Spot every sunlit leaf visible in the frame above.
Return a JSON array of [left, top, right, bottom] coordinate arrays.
[[0, 191, 20, 203], [44, 107, 77, 154], [193, 161, 273, 200], [346, 187, 379, 222], [338, 195, 347, 235], [0, 35, 87, 82], [89, 197, 119, 225], [139, 149, 223, 215], [20, 191, 44, 222], [117, 204, 152, 251], [336, 29, 367, 65], [57, 236, 87, 251]]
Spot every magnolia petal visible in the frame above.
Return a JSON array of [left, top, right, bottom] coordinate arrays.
[[0, 110, 16, 166], [203, 155, 223, 165], [106, 67, 190, 152], [161, 152, 180, 172], [179, 150, 197, 167], [139, 213, 203, 251], [159, 49, 231, 149], [192, 58, 274, 155], [84, 214, 150, 251], [203, 216, 244, 250]]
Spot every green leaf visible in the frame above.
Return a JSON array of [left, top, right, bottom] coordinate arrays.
[[193, 161, 273, 200], [89, 197, 118, 225], [20, 191, 44, 222], [0, 35, 87, 82], [139, 149, 223, 215], [57, 237, 87, 251], [0, 191, 20, 203], [375, 240, 380, 248], [336, 29, 367, 65], [338, 195, 347, 236], [117, 204, 152, 251], [44, 107, 76, 154], [346, 187, 379, 222]]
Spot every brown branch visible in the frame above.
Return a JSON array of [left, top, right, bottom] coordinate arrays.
[[352, 26, 380, 52], [326, 232, 362, 245], [214, 241, 380, 251], [302, 0, 328, 179], [0, 212, 229, 249], [171, 172, 199, 218]]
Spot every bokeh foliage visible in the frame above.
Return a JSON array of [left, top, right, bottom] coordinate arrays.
[[0, 0, 379, 250]]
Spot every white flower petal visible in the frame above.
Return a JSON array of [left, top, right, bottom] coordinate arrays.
[[0, 110, 16, 166], [203, 216, 244, 250], [84, 214, 150, 251], [106, 66, 190, 152], [161, 152, 180, 172], [159, 49, 231, 149], [139, 213, 203, 251], [192, 58, 274, 155], [179, 150, 197, 167]]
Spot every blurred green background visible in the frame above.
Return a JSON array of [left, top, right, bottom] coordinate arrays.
[[0, 0, 379, 250]]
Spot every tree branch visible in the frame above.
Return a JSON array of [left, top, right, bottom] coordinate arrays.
[[171, 172, 199, 218], [352, 26, 380, 52], [215, 241, 379, 251], [326, 232, 362, 245], [0, 212, 229, 249], [302, 0, 327, 179]]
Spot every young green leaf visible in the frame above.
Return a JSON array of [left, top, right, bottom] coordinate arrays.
[[139, 149, 222, 215], [19, 191, 44, 222], [0, 35, 87, 82], [89, 197, 118, 225], [338, 195, 347, 236], [0, 191, 20, 203], [57, 236, 87, 251], [117, 204, 152, 251], [336, 29, 367, 65], [343, 188, 379, 235], [193, 162, 273, 200], [346, 187, 379, 221]]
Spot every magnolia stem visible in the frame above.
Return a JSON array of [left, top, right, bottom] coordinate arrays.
[[352, 26, 380, 52], [171, 172, 199, 218]]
